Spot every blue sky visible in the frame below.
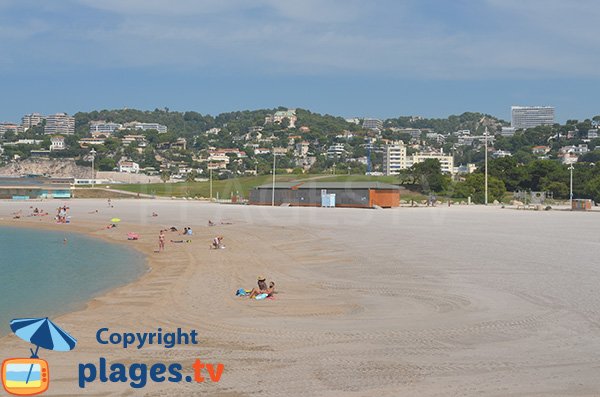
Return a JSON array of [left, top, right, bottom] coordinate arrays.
[[0, 0, 599, 123]]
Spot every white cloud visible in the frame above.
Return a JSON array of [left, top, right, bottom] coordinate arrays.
[[2, 0, 600, 79]]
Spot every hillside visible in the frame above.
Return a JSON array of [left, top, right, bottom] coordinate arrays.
[[0, 158, 91, 178]]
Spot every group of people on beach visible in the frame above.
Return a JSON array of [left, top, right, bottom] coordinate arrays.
[[56, 205, 69, 223], [240, 276, 276, 299]]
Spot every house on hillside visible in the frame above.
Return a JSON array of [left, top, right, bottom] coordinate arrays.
[[50, 135, 65, 151], [118, 159, 140, 173]]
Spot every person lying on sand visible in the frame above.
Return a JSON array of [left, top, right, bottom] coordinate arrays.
[[170, 239, 192, 243]]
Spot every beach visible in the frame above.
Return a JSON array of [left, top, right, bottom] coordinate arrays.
[[1, 200, 600, 396]]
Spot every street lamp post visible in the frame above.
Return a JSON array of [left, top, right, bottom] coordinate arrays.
[[484, 127, 488, 205], [89, 148, 96, 185], [569, 164, 574, 209], [271, 151, 277, 206], [209, 167, 213, 201]]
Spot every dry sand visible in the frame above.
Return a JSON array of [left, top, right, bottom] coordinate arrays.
[[1, 199, 600, 396]]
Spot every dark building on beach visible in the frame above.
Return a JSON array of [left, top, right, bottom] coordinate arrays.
[[249, 181, 401, 208]]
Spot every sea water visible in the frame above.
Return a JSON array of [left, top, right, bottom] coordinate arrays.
[[0, 226, 146, 336]]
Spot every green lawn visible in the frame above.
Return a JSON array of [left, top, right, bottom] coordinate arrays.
[[114, 174, 404, 198]]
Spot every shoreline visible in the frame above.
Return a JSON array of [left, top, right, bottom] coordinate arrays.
[[0, 219, 152, 338]]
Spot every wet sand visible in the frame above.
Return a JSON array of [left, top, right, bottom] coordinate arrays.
[[1, 200, 600, 396]]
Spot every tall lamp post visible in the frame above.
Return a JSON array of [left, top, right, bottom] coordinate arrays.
[[569, 164, 574, 209], [484, 127, 488, 205], [89, 148, 96, 185], [272, 150, 277, 206], [209, 167, 213, 201]]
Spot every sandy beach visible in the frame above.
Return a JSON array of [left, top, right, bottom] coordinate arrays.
[[1, 199, 600, 396]]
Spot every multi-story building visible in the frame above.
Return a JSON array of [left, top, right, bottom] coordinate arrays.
[[45, 113, 75, 135], [123, 121, 167, 134], [362, 118, 383, 131], [90, 121, 122, 134], [559, 144, 589, 156], [327, 143, 347, 157], [408, 151, 454, 174], [511, 106, 555, 129], [21, 113, 44, 130], [587, 129, 598, 139], [383, 142, 407, 175], [384, 142, 454, 175], [0, 122, 22, 136], [501, 127, 516, 137], [295, 141, 310, 157]]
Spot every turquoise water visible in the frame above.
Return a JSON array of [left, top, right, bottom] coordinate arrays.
[[0, 227, 146, 336]]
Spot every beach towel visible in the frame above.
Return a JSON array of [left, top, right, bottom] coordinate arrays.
[[236, 288, 251, 296]]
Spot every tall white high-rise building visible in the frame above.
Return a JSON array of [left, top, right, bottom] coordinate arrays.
[[511, 106, 555, 129], [45, 113, 75, 135]]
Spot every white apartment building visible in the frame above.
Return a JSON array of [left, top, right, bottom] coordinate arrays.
[[21, 113, 44, 130], [45, 113, 75, 135], [409, 151, 454, 174], [90, 121, 122, 134], [383, 143, 407, 175], [327, 143, 347, 157], [384, 142, 454, 175], [511, 106, 555, 129], [124, 121, 167, 134]]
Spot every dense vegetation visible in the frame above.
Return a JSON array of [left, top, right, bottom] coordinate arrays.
[[2, 106, 600, 203]]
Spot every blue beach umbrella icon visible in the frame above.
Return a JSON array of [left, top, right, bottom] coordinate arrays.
[[9, 317, 77, 384]]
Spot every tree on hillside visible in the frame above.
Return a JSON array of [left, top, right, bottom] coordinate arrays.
[[410, 159, 450, 193]]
